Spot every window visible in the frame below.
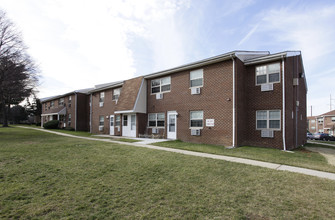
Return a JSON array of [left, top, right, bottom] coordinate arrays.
[[319, 129, 323, 132], [190, 69, 203, 87], [113, 88, 121, 100], [256, 63, 280, 85], [68, 113, 71, 125], [332, 117, 335, 122], [99, 92, 105, 103], [190, 111, 203, 128], [99, 116, 104, 126], [131, 115, 136, 130], [256, 110, 281, 130], [148, 113, 165, 127], [115, 115, 121, 126], [68, 96, 72, 107], [151, 76, 171, 94], [59, 98, 64, 106], [50, 101, 54, 108], [311, 126, 315, 130], [318, 118, 323, 124], [45, 103, 47, 111], [310, 120, 315, 124], [123, 115, 128, 126]]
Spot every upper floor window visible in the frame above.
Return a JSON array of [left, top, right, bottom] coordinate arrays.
[[99, 92, 105, 103], [68, 96, 72, 103], [256, 110, 281, 130], [151, 76, 171, 94], [59, 98, 64, 106], [256, 63, 280, 85], [318, 118, 323, 124], [190, 111, 203, 128], [332, 117, 335, 122], [44, 103, 47, 111], [113, 88, 121, 101], [50, 101, 54, 108], [310, 120, 315, 124], [148, 113, 165, 127], [190, 69, 203, 88]]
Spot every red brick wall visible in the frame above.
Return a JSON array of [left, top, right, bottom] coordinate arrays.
[[147, 60, 234, 146]]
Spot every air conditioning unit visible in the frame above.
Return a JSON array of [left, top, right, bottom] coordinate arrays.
[[99, 126, 104, 131], [152, 128, 159, 134], [99, 102, 104, 107], [261, 130, 274, 138], [191, 129, 201, 136], [156, 93, 163, 100], [191, 87, 201, 95], [261, 83, 273, 92]]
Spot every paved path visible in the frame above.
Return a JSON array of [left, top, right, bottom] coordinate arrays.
[[307, 140, 335, 148], [93, 134, 168, 144], [18, 126, 335, 181]]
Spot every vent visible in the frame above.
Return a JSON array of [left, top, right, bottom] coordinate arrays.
[[191, 129, 201, 136], [99, 102, 104, 107], [152, 128, 159, 134], [261, 130, 274, 138], [191, 87, 201, 95], [99, 126, 104, 131], [261, 83, 273, 92], [156, 93, 163, 100]]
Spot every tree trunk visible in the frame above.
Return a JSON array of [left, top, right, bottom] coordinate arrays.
[[2, 103, 8, 127]]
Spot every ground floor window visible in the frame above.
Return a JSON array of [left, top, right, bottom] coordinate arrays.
[[148, 113, 165, 127], [115, 115, 121, 126], [99, 116, 104, 126], [190, 111, 203, 128], [256, 110, 281, 130], [68, 114, 71, 126]]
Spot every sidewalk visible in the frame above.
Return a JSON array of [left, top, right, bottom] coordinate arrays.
[[18, 126, 335, 181], [307, 140, 335, 148]]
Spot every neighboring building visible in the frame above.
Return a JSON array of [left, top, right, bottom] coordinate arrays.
[[41, 50, 307, 150], [41, 88, 92, 131], [307, 110, 335, 135]]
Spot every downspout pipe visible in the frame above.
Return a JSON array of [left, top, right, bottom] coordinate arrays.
[[231, 55, 236, 148], [75, 93, 77, 131], [282, 56, 286, 151], [90, 94, 92, 133]]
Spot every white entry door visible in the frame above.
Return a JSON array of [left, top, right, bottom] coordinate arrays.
[[122, 114, 136, 137], [110, 115, 114, 135], [167, 111, 177, 139]]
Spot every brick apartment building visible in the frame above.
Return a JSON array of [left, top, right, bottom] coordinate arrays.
[[307, 110, 335, 135], [41, 50, 307, 150], [41, 88, 91, 131]]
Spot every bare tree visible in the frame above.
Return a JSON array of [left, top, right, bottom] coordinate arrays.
[[0, 9, 38, 127]]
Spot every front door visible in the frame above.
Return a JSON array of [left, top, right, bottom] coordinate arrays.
[[110, 115, 114, 135], [122, 114, 136, 137], [167, 111, 177, 139]]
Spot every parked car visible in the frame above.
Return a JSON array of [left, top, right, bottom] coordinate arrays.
[[328, 135, 335, 141], [307, 132, 313, 140], [312, 133, 330, 141]]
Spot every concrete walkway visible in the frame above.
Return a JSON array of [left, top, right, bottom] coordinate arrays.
[[18, 126, 335, 181], [93, 134, 168, 144], [307, 140, 335, 148]]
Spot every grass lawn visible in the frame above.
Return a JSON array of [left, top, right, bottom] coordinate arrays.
[[1, 127, 335, 219], [153, 140, 335, 173]]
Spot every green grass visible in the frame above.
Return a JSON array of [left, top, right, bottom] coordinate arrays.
[[1, 127, 335, 219], [153, 140, 335, 173]]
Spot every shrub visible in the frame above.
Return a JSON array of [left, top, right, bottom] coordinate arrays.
[[43, 120, 59, 129], [36, 122, 41, 126]]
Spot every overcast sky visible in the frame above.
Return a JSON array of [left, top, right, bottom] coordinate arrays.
[[1, 0, 335, 116]]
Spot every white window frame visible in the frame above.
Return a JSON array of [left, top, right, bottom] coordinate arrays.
[[68, 96, 72, 103], [99, 115, 104, 126], [190, 110, 203, 129], [112, 88, 121, 101], [255, 63, 281, 85], [99, 92, 105, 103], [151, 76, 171, 94], [256, 110, 281, 130], [59, 98, 64, 106], [310, 120, 315, 124], [115, 115, 121, 127], [332, 117, 335, 122], [50, 101, 54, 108], [190, 69, 203, 88], [148, 113, 165, 127]]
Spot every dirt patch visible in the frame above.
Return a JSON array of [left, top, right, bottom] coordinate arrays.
[[306, 147, 335, 166]]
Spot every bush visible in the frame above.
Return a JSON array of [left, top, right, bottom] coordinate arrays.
[[36, 122, 41, 126], [43, 120, 59, 129], [64, 127, 75, 131]]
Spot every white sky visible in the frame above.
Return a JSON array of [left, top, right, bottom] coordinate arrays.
[[1, 0, 335, 116]]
